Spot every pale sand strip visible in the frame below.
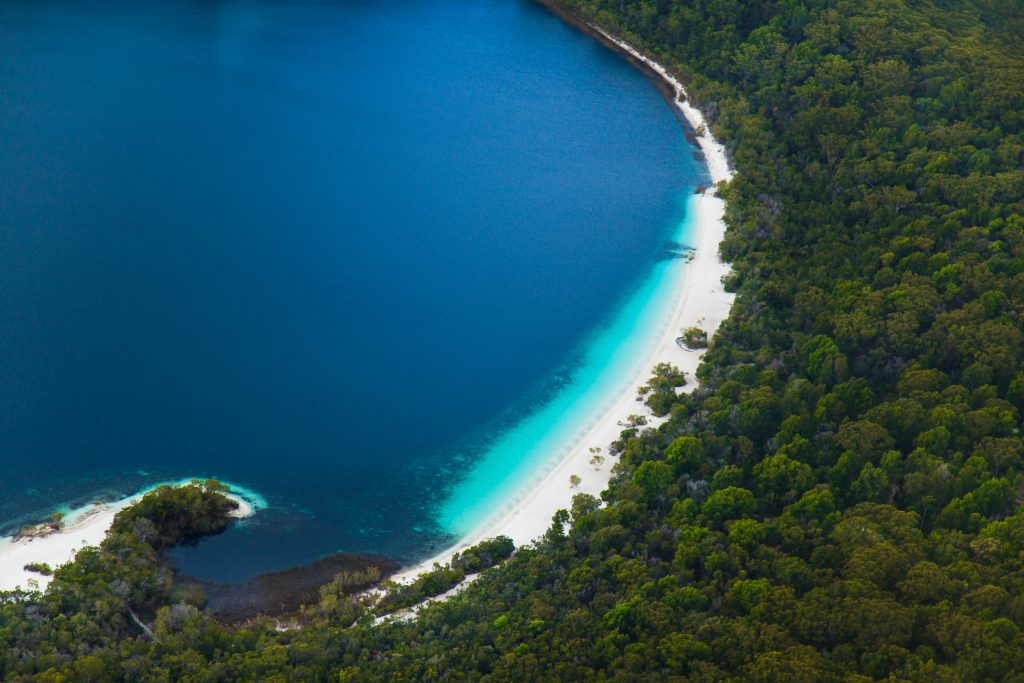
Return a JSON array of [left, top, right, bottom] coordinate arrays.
[[0, 486, 254, 592], [386, 28, 735, 587], [1, 28, 735, 604]]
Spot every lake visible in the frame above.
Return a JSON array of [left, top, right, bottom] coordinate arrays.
[[0, 0, 703, 580]]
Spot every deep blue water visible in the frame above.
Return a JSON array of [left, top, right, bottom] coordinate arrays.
[[0, 0, 703, 580]]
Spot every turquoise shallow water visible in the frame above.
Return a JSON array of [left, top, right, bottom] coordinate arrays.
[[439, 193, 699, 536], [0, 0, 704, 580]]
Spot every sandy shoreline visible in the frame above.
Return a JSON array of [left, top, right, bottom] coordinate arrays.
[[0, 20, 733, 604], [0, 483, 255, 592], [388, 26, 734, 585]]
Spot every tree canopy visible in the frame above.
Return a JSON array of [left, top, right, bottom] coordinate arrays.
[[3, 0, 1024, 679]]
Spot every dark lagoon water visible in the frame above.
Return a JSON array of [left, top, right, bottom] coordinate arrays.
[[0, 0, 704, 580]]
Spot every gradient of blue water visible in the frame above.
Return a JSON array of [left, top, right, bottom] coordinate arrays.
[[0, 0, 703, 580], [439, 193, 701, 537]]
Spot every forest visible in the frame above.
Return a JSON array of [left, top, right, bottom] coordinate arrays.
[[2, 0, 1024, 679]]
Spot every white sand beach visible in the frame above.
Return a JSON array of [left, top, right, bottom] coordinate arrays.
[[0, 485, 254, 592], [1, 27, 733, 606], [388, 29, 735, 586]]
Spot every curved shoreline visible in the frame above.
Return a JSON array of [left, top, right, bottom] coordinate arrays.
[[0, 479, 259, 592], [0, 18, 735, 601], [388, 23, 735, 585]]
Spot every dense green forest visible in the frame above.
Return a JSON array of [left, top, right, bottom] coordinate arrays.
[[3, 0, 1024, 679]]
